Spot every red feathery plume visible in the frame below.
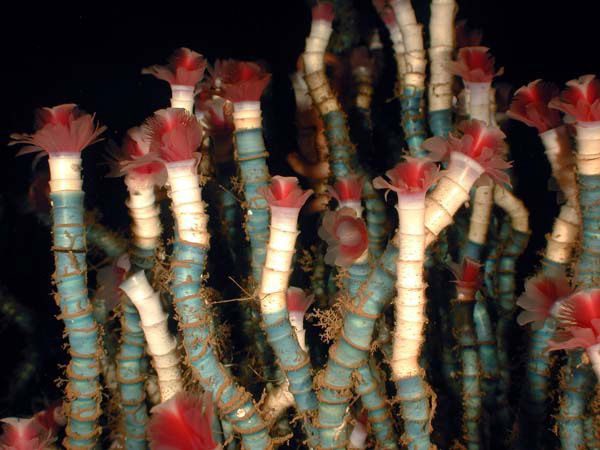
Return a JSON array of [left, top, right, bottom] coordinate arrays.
[[145, 108, 203, 163], [549, 289, 600, 351], [507, 80, 562, 133], [195, 95, 234, 136], [0, 417, 53, 450], [517, 274, 572, 330], [328, 175, 364, 204], [312, 2, 334, 22], [447, 47, 502, 83], [286, 287, 315, 316], [213, 60, 271, 103], [148, 392, 217, 450], [549, 74, 600, 123], [455, 20, 483, 49], [350, 47, 374, 73], [259, 176, 313, 209], [450, 257, 482, 296], [10, 104, 106, 156], [422, 119, 511, 185], [373, 158, 439, 198], [319, 208, 369, 267], [117, 127, 165, 180], [142, 48, 207, 87]]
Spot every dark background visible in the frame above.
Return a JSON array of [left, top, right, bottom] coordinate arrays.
[[0, 0, 594, 424]]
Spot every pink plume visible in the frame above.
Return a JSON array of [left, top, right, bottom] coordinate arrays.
[[286, 287, 315, 316], [549, 289, 600, 352], [373, 158, 439, 198], [214, 60, 271, 103], [549, 74, 600, 123], [258, 176, 313, 209], [507, 80, 562, 133], [148, 391, 217, 450], [10, 104, 106, 156], [517, 274, 572, 330], [117, 127, 165, 181], [0, 417, 53, 450], [450, 257, 482, 293], [145, 108, 204, 163], [422, 119, 511, 185], [328, 175, 364, 204], [447, 47, 502, 83], [142, 48, 207, 87], [319, 208, 369, 267], [312, 2, 334, 22]]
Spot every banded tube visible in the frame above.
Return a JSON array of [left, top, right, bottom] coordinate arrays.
[[390, 0, 428, 156], [10, 104, 106, 449], [256, 177, 318, 442], [145, 108, 272, 449], [428, 0, 457, 137], [374, 160, 439, 450]]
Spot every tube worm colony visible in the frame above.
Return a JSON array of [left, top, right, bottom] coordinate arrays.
[[3, 1, 599, 450]]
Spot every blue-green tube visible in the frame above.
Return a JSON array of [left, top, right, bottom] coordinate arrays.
[[86, 220, 128, 258], [234, 128, 270, 282], [395, 376, 430, 450], [558, 352, 595, 450], [452, 300, 482, 450], [400, 86, 427, 158], [51, 191, 102, 449], [473, 299, 499, 412], [429, 109, 453, 138], [495, 228, 529, 433], [117, 302, 148, 449], [363, 180, 388, 258], [171, 240, 271, 449], [317, 243, 398, 449], [323, 110, 355, 179], [559, 173, 600, 449], [355, 363, 398, 449]]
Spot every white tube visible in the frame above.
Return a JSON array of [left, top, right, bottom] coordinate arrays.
[[120, 271, 183, 402], [125, 177, 162, 250], [48, 153, 83, 192], [575, 122, 600, 176], [466, 81, 491, 123], [232, 101, 262, 130], [493, 185, 529, 233], [170, 85, 195, 113]]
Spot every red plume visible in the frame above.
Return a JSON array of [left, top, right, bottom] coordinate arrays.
[[549, 74, 600, 123], [507, 80, 562, 133]]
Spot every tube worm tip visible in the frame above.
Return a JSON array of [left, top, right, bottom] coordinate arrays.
[[142, 47, 207, 87]]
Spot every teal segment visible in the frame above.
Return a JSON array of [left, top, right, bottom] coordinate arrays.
[[234, 128, 270, 282], [317, 243, 397, 449], [323, 110, 356, 179], [429, 109, 453, 138], [395, 376, 431, 450], [51, 191, 101, 448], [86, 221, 128, 258], [171, 239, 271, 449], [355, 363, 398, 449], [473, 299, 498, 412], [363, 180, 388, 258], [400, 87, 427, 157]]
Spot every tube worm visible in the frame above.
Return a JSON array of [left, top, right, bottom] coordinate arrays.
[[374, 159, 439, 450], [422, 119, 511, 246], [428, 0, 457, 137], [120, 271, 183, 402], [85, 220, 128, 259], [550, 74, 600, 448], [0, 417, 56, 449], [145, 108, 271, 449], [375, 3, 407, 90], [316, 207, 371, 448], [508, 80, 579, 273], [142, 48, 207, 113], [148, 392, 218, 450], [10, 105, 106, 449], [449, 258, 483, 449], [195, 92, 241, 264], [492, 185, 530, 432], [255, 177, 318, 439], [387, 0, 427, 156], [516, 275, 573, 444], [216, 60, 272, 283], [349, 47, 375, 117], [348, 411, 368, 449]]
